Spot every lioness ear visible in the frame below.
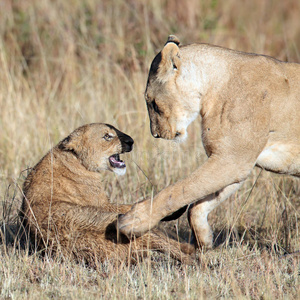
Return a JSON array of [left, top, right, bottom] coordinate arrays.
[[159, 35, 181, 78], [58, 131, 82, 155], [165, 35, 180, 46]]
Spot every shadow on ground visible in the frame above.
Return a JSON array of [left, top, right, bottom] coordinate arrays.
[[159, 217, 297, 256], [0, 220, 29, 251], [1, 215, 297, 258]]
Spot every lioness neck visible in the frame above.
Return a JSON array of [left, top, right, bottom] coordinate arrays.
[[178, 44, 231, 113]]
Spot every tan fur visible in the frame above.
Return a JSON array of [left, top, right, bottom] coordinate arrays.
[[20, 123, 194, 265], [119, 35, 300, 248]]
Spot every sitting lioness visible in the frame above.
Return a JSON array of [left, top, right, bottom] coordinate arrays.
[[118, 35, 300, 249], [20, 123, 193, 265]]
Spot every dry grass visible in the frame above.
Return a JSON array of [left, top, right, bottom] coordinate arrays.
[[0, 0, 299, 298]]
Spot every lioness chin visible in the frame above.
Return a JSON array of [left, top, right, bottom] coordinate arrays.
[[118, 35, 300, 249], [20, 123, 194, 265]]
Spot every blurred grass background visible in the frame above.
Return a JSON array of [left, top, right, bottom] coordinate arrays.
[[0, 0, 299, 298]]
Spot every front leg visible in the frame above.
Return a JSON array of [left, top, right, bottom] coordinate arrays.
[[188, 182, 243, 248], [45, 202, 132, 233], [118, 156, 253, 237]]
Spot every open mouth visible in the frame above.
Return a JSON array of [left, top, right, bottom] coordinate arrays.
[[109, 154, 126, 169]]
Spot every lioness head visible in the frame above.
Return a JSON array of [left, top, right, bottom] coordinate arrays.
[[58, 123, 134, 176], [145, 35, 200, 142]]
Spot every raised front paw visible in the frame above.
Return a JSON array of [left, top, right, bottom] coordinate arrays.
[[117, 201, 156, 238]]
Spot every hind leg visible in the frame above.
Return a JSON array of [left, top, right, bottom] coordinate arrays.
[[132, 229, 195, 264]]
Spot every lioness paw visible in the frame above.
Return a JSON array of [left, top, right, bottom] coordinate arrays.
[[117, 202, 155, 237]]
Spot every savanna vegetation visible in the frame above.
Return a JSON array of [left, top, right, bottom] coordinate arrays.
[[0, 0, 299, 298]]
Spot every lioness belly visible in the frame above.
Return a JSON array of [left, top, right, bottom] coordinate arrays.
[[256, 143, 300, 176]]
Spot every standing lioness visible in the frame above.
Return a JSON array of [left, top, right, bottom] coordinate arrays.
[[119, 35, 300, 248], [20, 123, 193, 265]]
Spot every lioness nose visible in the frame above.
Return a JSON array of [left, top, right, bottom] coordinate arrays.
[[125, 137, 134, 147], [122, 135, 134, 152]]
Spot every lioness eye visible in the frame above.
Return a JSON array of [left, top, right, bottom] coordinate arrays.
[[152, 100, 160, 114], [104, 133, 113, 141]]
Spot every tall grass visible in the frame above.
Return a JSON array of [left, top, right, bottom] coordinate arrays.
[[0, 0, 299, 298]]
